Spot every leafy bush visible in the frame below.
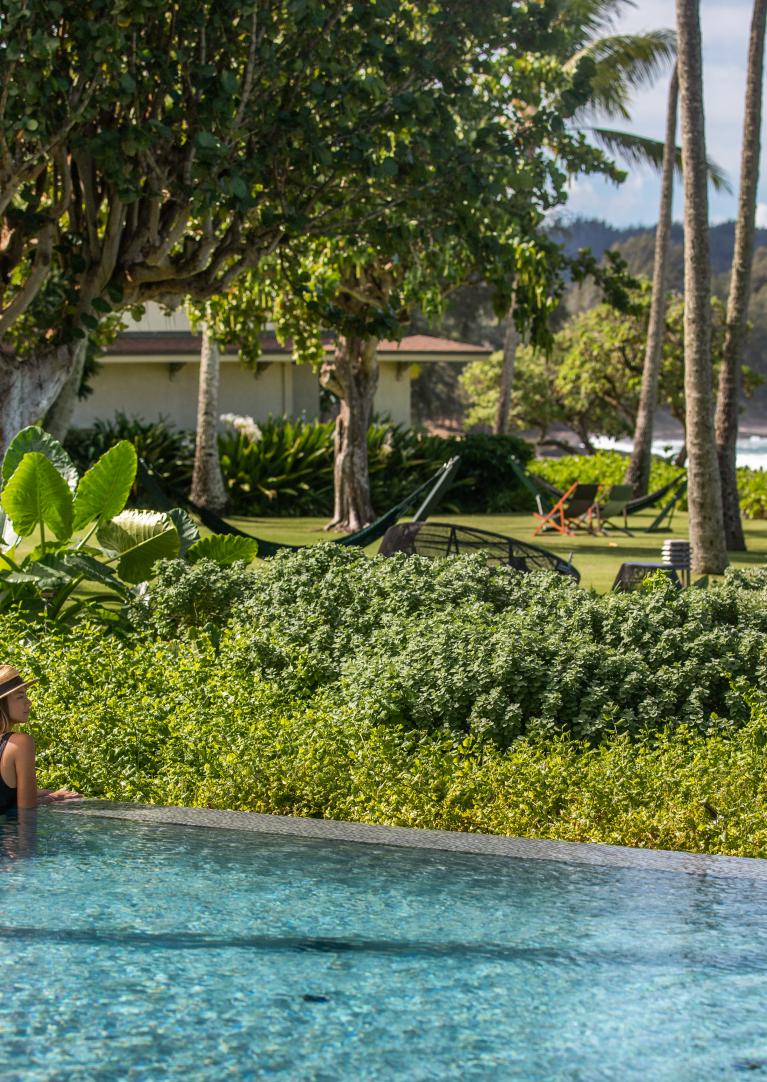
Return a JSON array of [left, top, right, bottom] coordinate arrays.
[[532, 449, 682, 496], [7, 613, 767, 857], [66, 413, 534, 516], [64, 413, 195, 502], [134, 546, 767, 746], [737, 467, 767, 519]]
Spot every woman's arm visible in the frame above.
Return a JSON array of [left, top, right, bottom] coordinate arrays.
[[10, 732, 37, 809]]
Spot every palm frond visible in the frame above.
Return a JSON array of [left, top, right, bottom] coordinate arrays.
[[555, 0, 637, 42], [588, 127, 733, 193], [570, 31, 676, 120]]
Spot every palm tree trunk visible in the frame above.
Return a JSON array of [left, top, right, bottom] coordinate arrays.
[[714, 0, 767, 552], [626, 66, 678, 497], [190, 320, 228, 512], [321, 335, 379, 532], [676, 0, 728, 573], [494, 302, 517, 435]]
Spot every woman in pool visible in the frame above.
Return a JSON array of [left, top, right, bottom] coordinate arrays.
[[0, 666, 80, 810]]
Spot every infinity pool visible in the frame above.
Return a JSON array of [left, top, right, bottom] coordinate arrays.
[[1, 807, 766, 1080]]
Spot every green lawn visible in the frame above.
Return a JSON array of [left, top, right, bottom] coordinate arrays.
[[228, 509, 767, 592]]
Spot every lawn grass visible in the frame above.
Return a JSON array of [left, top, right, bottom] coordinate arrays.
[[227, 509, 767, 592]]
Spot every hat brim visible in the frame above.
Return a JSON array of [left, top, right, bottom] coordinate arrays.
[[0, 677, 37, 701]]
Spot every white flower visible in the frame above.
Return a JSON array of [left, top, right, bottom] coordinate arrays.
[[220, 413, 262, 443]]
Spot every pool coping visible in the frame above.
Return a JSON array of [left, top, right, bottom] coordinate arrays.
[[51, 800, 767, 881]]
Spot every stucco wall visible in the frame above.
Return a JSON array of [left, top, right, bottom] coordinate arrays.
[[71, 359, 316, 430], [72, 357, 413, 430]]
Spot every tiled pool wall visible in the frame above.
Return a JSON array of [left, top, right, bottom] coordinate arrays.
[[53, 800, 767, 881]]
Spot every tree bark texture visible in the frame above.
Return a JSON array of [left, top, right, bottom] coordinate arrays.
[[676, 0, 728, 574], [494, 303, 517, 435], [321, 335, 379, 532], [190, 321, 228, 512], [714, 0, 767, 551], [44, 345, 88, 442], [626, 66, 678, 497], [0, 341, 84, 460]]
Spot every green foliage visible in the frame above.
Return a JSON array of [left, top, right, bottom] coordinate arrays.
[[7, 597, 767, 858], [0, 426, 250, 627], [187, 535, 259, 566], [737, 468, 767, 519], [532, 449, 682, 494], [64, 414, 195, 500], [129, 546, 767, 749]]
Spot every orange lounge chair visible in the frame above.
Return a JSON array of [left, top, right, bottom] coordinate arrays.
[[533, 482, 599, 537]]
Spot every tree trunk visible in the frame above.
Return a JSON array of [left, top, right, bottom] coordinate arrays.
[[676, 0, 728, 574], [494, 303, 517, 435], [626, 66, 678, 497], [44, 346, 88, 442], [0, 342, 85, 459], [714, 0, 767, 552], [320, 335, 379, 532], [190, 321, 227, 512]]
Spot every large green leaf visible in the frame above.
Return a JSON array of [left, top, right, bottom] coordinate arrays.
[[73, 441, 137, 530], [187, 534, 258, 565], [1, 453, 74, 540], [2, 426, 79, 492], [0, 507, 20, 553], [167, 507, 200, 557], [97, 510, 180, 584], [59, 553, 131, 597]]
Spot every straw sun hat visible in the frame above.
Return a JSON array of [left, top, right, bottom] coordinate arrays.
[[0, 667, 37, 701]]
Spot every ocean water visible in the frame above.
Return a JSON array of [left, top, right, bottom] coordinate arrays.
[[1, 809, 766, 1081], [595, 434, 767, 471]]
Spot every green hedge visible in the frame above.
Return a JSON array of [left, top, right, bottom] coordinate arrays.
[[66, 415, 534, 516], [108, 547, 767, 746], [6, 620, 767, 858]]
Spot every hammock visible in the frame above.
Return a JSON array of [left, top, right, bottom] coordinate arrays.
[[136, 456, 461, 558]]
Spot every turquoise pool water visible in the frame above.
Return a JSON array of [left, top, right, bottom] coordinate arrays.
[[1, 810, 766, 1080]]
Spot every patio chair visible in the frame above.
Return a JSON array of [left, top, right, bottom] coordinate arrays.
[[379, 521, 580, 581], [592, 484, 635, 536], [532, 483, 599, 537]]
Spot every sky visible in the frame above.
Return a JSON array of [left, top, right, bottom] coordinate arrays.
[[565, 0, 761, 228]]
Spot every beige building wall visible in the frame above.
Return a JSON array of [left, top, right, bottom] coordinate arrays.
[[376, 361, 411, 426], [72, 358, 320, 430]]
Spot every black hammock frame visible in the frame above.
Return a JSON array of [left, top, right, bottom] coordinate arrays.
[[137, 456, 461, 557]]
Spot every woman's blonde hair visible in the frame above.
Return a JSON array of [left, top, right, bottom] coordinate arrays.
[[0, 665, 20, 736]]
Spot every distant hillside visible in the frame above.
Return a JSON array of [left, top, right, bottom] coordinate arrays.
[[551, 216, 767, 276]]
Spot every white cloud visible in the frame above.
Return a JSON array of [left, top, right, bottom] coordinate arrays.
[[756, 203, 767, 228]]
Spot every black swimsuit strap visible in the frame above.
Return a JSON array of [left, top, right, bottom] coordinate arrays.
[[0, 733, 10, 765]]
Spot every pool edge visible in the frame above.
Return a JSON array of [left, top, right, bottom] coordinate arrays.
[[50, 800, 767, 881]]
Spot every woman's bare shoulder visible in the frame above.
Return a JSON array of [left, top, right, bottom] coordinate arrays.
[[7, 732, 35, 756]]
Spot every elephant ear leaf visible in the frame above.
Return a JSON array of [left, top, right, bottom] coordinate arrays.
[[97, 510, 180, 584], [73, 441, 137, 531], [2, 426, 79, 492], [0, 452, 74, 540], [187, 534, 258, 565], [0, 506, 20, 552], [167, 508, 200, 557]]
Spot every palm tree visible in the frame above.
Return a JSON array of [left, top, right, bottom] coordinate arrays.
[[190, 315, 228, 513], [625, 66, 678, 496], [714, 0, 767, 552], [675, 0, 727, 574], [495, 0, 678, 436]]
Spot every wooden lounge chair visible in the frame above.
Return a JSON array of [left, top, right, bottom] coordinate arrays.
[[532, 483, 599, 537], [592, 484, 635, 535]]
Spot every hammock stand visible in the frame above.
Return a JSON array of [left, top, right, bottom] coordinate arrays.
[[137, 456, 462, 558]]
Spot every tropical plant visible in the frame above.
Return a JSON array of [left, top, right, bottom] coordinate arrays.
[[0, 427, 257, 628], [64, 413, 195, 498]]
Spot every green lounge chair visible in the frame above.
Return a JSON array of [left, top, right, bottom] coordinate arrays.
[[592, 484, 635, 535]]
